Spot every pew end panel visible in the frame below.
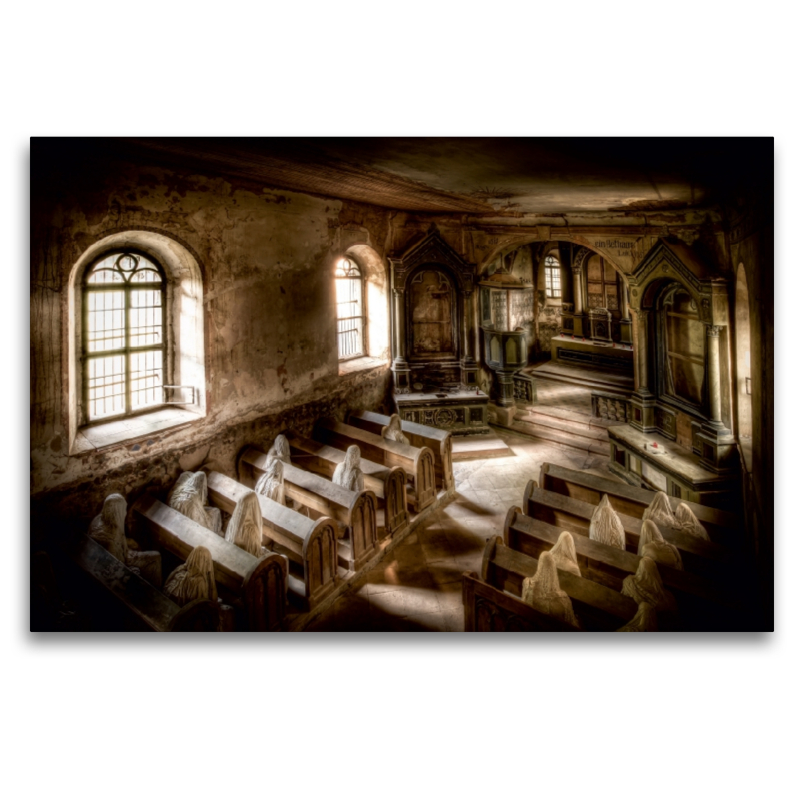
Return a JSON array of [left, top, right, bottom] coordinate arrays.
[[243, 552, 288, 632]]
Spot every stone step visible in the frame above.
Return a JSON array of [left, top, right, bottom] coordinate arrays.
[[452, 434, 513, 461], [502, 418, 610, 456], [515, 410, 609, 443], [528, 362, 635, 393], [518, 401, 618, 430]]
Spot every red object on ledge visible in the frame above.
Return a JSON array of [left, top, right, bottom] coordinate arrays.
[[652, 442, 658, 448]]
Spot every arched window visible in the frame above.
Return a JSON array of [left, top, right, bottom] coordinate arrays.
[[544, 254, 561, 298], [82, 252, 168, 422], [335, 257, 365, 360]]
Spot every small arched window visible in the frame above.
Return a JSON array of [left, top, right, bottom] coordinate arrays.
[[335, 257, 365, 360], [82, 252, 167, 422], [544, 254, 562, 298]]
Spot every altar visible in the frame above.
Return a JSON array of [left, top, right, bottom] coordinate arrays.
[[394, 387, 490, 435]]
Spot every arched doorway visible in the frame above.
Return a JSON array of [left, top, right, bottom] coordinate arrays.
[[735, 263, 753, 471]]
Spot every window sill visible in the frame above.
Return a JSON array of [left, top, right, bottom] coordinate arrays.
[[72, 407, 203, 454], [338, 356, 389, 377]]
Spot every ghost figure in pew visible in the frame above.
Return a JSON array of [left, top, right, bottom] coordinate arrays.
[[163, 545, 218, 606], [168, 472, 223, 535], [380, 414, 410, 446], [332, 445, 365, 493], [674, 503, 710, 541], [617, 601, 659, 632], [621, 556, 678, 613], [642, 491, 677, 528], [588, 494, 626, 551], [225, 491, 265, 558], [549, 531, 581, 577], [637, 519, 683, 571], [255, 457, 285, 506], [88, 493, 162, 587], [521, 551, 582, 629], [266, 434, 292, 466]]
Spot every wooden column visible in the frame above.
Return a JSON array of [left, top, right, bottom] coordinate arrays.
[[707, 325, 723, 426]]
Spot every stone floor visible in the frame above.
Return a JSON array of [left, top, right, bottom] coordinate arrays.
[[307, 423, 616, 632]]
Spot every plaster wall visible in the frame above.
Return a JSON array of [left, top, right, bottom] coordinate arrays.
[[30, 154, 394, 521]]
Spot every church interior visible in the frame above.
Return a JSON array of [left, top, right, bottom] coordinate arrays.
[[30, 136, 774, 633]]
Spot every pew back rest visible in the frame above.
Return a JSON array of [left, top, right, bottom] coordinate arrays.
[[462, 571, 581, 632], [538, 462, 740, 542]]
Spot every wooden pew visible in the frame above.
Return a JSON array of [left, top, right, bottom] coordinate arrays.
[[481, 536, 639, 631], [538, 462, 739, 545], [239, 447, 378, 572], [503, 507, 747, 631], [313, 418, 437, 512], [285, 432, 409, 538], [522, 480, 738, 582], [131, 494, 288, 632], [462, 571, 581, 632], [61, 534, 221, 632], [206, 471, 338, 611], [346, 410, 454, 492]]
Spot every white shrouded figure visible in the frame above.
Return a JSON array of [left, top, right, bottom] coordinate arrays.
[[549, 531, 581, 577], [89, 493, 162, 586], [163, 545, 218, 606], [332, 445, 365, 493], [642, 491, 677, 528], [621, 556, 677, 612], [617, 601, 659, 632], [381, 414, 410, 446], [521, 551, 581, 628], [675, 503, 710, 540], [589, 495, 626, 550], [225, 491, 264, 557], [255, 457, 285, 506], [168, 472, 223, 534], [266, 434, 292, 466], [89, 493, 128, 562], [637, 519, 683, 570]]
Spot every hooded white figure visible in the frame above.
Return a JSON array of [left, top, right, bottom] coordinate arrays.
[[549, 531, 581, 577], [621, 556, 677, 612], [168, 472, 223, 534], [675, 503, 710, 541], [266, 434, 292, 466], [89, 493, 162, 586], [617, 601, 659, 632], [521, 551, 581, 629], [642, 491, 677, 528], [255, 457, 285, 506], [589, 495, 626, 550], [224, 491, 264, 558], [163, 545, 218, 606], [332, 445, 365, 493], [380, 414, 410, 446], [637, 519, 683, 570]]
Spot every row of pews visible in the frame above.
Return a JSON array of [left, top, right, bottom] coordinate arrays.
[[464, 461, 749, 632], [56, 412, 454, 632]]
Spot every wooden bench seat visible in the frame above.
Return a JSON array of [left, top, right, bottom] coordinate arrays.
[[285, 432, 409, 538], [503, 507, 747, 631], [206, 471, 338, 611], [239, 447, 378, 572], [523, 481, 739, 582], [538, 462, 740, 545], [62, 533, 221, 632], [481, 536, 639, 631], [313, 418, 437, 512], [462, 571, 582, 632], [131, 494, 288, 632], [346, 410, 454, 491]]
